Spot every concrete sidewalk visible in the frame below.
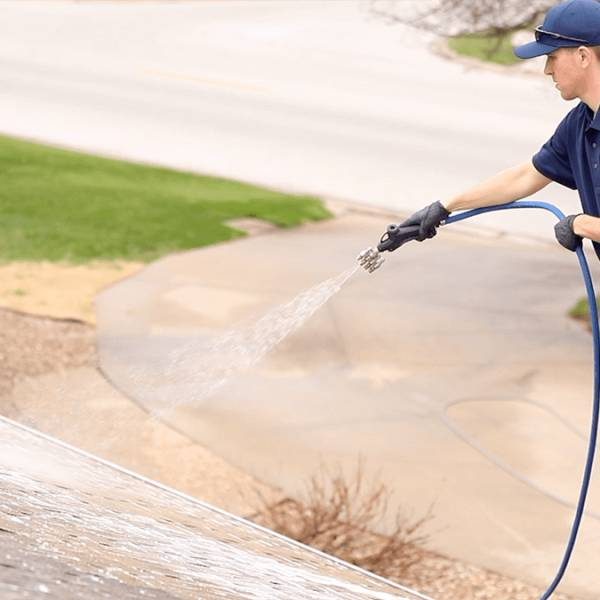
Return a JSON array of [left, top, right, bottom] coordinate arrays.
[[97, 208, 600, 598]]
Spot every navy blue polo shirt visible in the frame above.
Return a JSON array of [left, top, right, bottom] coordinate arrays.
[[533, 101, 600, 259]]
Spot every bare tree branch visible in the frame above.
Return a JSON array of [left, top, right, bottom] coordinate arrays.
[[369, 0, 560, 37]]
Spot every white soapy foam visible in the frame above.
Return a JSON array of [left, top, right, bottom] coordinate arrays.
[[0, 420, 428, 600]]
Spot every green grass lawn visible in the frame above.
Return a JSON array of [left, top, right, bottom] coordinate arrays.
[[569, 296, 599, 329], [448, 32, 520, 66], [0, 135, 331, 263]]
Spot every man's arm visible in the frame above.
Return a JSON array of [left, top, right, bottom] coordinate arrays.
[[443, 161, 551, 212], [573, 215, 600, 242], [443, 160, 600, 249], [387, 161, 557, 250]]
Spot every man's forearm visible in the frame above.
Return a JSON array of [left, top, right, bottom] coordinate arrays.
[[573, 214, 600, 242], [443, 161, 551, 212]]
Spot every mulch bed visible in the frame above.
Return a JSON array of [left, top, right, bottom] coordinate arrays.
[[0, 308, 96, 399]]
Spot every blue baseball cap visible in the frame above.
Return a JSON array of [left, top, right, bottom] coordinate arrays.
[[515, 0, 600, 59]]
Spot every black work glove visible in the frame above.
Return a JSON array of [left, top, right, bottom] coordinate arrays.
[[400, 201, 450, 241], [554, 214, 583, 252]]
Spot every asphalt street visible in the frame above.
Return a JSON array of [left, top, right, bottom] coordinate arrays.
[[0, 0, 584, 240]]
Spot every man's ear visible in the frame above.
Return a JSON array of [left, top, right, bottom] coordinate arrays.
[[578, 46, 593, 67]]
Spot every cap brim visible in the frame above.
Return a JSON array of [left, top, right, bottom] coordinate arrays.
[[514, 40, 556, 59]]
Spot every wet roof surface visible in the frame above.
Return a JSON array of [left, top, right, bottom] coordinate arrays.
[[0, 418, 429, 600]]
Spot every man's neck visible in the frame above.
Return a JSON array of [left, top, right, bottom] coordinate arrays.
[[581, 77, 600, 113], [580, 94, 600, 114]]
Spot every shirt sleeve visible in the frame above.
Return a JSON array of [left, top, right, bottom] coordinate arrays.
[[532, 111, 577, 190]]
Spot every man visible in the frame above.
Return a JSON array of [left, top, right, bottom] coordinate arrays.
[[396, 0, 600, 258]]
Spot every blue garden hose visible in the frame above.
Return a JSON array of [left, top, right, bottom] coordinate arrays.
[[445, 201, 600, 599]]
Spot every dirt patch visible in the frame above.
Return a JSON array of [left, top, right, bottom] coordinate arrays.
[[226, 217, 278, 236], [0, 261, 143, 324]]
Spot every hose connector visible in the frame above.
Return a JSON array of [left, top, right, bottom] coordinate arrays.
[[377, 224, 421, 253]]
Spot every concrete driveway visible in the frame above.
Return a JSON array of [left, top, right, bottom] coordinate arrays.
[[97, 208, 600, 598]]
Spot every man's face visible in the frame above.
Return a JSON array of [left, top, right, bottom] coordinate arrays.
[[544, 47, 585, 101]]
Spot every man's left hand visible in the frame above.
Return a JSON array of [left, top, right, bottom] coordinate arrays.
[[554, 214, 583, 251]]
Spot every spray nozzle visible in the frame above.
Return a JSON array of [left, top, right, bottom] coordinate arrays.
[[358, 224, 422, 273], [377, 224, 421, 253], [357, 247, 384, 273]]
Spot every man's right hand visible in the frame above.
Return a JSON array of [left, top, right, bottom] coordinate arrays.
[[399, 201, 450, 241]]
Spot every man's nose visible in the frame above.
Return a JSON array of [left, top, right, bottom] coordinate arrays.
[[544, 57, 553, 75]]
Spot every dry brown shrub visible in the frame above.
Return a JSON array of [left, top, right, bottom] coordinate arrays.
[[249, 465, 433, 580]]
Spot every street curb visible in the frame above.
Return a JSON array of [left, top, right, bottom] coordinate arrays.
[[430, 38, 544, 79]]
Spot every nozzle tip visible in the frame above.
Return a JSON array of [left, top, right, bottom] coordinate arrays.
[[357, 247, 384, 273]]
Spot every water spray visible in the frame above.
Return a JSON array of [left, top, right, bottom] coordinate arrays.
[[116, 266, 360, 417], [358, 200, 600, 600]]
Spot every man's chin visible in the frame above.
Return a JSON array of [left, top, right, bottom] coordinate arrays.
[[559, 89, 577, 101], [547, 79, 577, 100]]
